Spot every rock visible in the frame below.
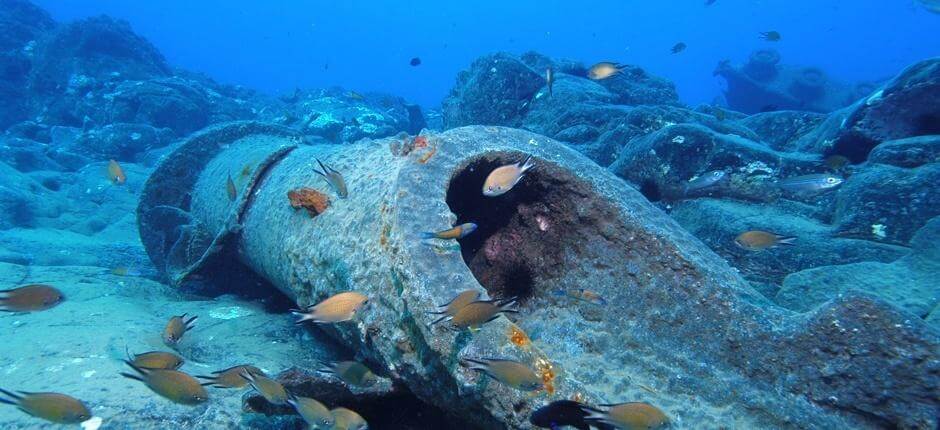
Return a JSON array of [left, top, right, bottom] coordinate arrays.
[[777, 216, 940, 318], [0, 136, 62, 172], [715, 49, 867, 114], [65, 123, 174, 161], [442, 52, 543, 129], [0, 0, 56, 128], [669, 198, 908, 291], [594, 64, 680, 106], [27, 15, 170, 95], [0, 161, 60, 230], [738, 110, 827, 151], [868, 135, 940, 168], [277, 88, 425, 143], [608, 123, 817, 203], [800, 58, 940, 164], [833, 162, 940, 244], [519, 50, 586, 76]]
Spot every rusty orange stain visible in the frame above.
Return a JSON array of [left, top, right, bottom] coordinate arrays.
[[507, 324, 531, 349], [417, 146, 437, 164], [535, 358, 557, 395], [413, 135, 428, 149]]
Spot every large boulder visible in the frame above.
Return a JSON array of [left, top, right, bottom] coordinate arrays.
[[777, 216, 940, 318], [442, 52, 543, 129], [868, 135, 940, 168], [0, 0, 56, 128], [27, 15, 170, 95], [833, 162, 940, 244]]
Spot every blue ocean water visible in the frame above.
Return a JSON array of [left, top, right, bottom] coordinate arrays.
[[1, 0, 939, 429], [32, 0, 940, 107]]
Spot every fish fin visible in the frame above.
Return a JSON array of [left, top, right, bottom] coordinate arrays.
[[290, 309, 316, 325], [427, 314, 450, 328], [519, 155, 535, 174], [315, 159, 331, 176], [184, 315, 198, 330], [119, 372, 144, 383], [239, 370, 258, 383], [776, 236, 797, 246], [420, 232, 437, 239], [0, 388, 22, 403]]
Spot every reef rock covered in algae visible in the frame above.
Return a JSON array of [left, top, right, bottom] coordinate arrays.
[[140, 123, 938, 429]]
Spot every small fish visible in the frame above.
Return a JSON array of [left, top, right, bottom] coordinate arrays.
[[671, 42, 687, 54], [823, 154, 850, 170], [291, 291, 369, 324], [760, 31, 782, 42], [705, 0, 717, 5], [107, 159, 126, 185], [241, 163, 253, 177], [346, 91, 365, 100], [582, 402, 669, 430], [427, 289, 481, 326], [421, 222, 478, 240], [684, 170, 727, 193], [288, 396, 334, 429], [446, 299, 518, 330], [226, 175, 237, 201], [735, 230, 796, 251], [314, 158, 348, 198], [552, 288, 607, 306], [587, 62, 623, 80], [483, 155, 535, 197], [318, 361, 377, 387], [110, 266, 141, 277], [410, 57, 421, 66], [461, 357, 543, 391], [530, 400, 593, 430], [162, 313, 197, 348], [714, 107, 726, 121], [0, 389, 91, 424], [330, 407, 369, 430], [120, 361, 208, 405], [241, 371, 289, 405], [127, 348, 184, 370], [0, 284, 64, 312], [196, 365, 264, 388], [545, 67, 554, 98], [777, 173, 844, 193]]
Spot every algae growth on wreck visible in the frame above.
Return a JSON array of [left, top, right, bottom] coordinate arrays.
[[1, 0, 938, 429]]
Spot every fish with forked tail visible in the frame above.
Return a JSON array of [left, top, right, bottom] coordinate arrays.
[[777, 173, 843, 193], [291, 291, 369, 324], [483, 156, 535, 197], [120, 361, 208, 405], [0, 284, 64, 312], [162, 313, 197, 348], [581, 402, 669, 430], [735, 230, 796, 251], [314, 158, 348, 198], [0, 388, 91, 424], [461, 357, 543, 391]]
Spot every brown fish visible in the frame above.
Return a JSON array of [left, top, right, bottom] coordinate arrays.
[[330, 407, 369, 430], [162, 313, 197, 348], [582, 402, 669, 430], [760, 31, 782, 41], [292, 291, 369, 324], [421, 223, 477, 240], [120, 361, 208, 405], [288, 396, 334, 429], [241, 370, 289, 405], [314, 158, 348, 198], [483, 156, 535, 197], [445, 299, 518, 330], [226, 175, 237, 201], [0, 284, 64, 312], [0, 389, 91, 424], [735, 230, 796, 251], [319, 361, 377, 387], [196, 364, 264, 388], [127, 348, 184, 370], [428, 289, 482, 326], [462, 357, 543, 391], [107, 159, 126, 185], [588, 62, 623, 80]]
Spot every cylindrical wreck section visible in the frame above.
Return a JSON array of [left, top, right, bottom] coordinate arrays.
[[139, 122, 938, 429]]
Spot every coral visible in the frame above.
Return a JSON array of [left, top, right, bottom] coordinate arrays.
[[288, 187, 330, 217]]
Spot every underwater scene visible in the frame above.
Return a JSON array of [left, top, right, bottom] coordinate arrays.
[[0, 0, 938, 429]]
